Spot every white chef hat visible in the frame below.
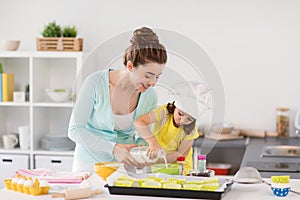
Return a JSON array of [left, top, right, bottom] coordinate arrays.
[[169, 81, 211, 121]]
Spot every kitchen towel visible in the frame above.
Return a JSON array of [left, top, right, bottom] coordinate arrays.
[[16, 168, 90, 184]]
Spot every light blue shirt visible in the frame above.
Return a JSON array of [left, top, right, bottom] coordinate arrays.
[[68, 69, 157, 171]]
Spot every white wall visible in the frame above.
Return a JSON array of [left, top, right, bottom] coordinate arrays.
[[1, 0, 300, 135]]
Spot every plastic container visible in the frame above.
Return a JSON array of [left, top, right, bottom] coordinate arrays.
[[130, 146, 166, 163], [197, 154, 206, 173], [206, 163, 232, 175], [150, 164, 180, 175], [276, 107, 289, 137]]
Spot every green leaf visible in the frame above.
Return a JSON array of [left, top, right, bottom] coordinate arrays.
[[0, 63, 3, 73], [42, 21, 62, 37], [63, 26, 77, 37]]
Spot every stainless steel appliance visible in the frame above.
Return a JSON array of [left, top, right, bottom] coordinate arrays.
[[295, 111, 300, 136]]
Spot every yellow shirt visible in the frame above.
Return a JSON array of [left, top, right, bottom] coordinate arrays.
[[152, 105, 198, 175]]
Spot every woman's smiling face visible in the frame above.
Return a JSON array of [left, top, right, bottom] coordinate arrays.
[[129, 62, 165, 92]]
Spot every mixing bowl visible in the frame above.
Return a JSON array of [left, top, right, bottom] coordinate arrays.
[[94, 162, 120, 180], [150, 164, 180, 175]]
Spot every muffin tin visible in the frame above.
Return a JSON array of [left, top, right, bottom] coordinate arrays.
[[105, 174, 232, 200]]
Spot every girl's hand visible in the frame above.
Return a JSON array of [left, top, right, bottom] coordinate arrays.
[[147, 142, 162, 160]]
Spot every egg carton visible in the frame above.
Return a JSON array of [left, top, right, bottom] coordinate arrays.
[[4, 175, 50, 196]]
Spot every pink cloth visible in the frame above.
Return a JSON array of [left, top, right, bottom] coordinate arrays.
[[15, 168, 90, 184]]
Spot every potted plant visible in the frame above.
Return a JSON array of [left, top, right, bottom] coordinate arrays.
[[36, 21, 83, 51], [41, 21, 62, 37], [63, 26, 77, 37]]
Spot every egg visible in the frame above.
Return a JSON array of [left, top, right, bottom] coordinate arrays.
[[17, 179, 25, 185], [39, 180, 49, 187], [24, 180, 33, 187], [12, 178, 19, 183]]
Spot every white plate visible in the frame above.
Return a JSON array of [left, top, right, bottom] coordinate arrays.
[[43, 146, 75, 151]]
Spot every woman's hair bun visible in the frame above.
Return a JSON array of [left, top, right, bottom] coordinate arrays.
[[130, 27, 159, 45], [123, 26, 167, 67]]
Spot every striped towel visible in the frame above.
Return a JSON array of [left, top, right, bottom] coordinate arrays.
[[16, 168, 90, 184]]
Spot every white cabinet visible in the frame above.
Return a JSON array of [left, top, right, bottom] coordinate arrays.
[[34, 155, 73, 171], [0, 51, 82, 171], [0, 154, 29, 188]]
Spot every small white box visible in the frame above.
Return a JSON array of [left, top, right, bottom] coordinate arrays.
[[34, 155, 73, 171], [13, 91, 25, 102], [0, 154, 29, 188]]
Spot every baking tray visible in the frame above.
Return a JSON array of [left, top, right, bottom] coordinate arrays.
[[105, 180, 233, 200]]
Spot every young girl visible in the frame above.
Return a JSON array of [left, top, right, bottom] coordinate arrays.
[[134, 101, 198, 175]]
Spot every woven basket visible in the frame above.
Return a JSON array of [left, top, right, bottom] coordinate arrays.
[[36, 37, 83, 51]]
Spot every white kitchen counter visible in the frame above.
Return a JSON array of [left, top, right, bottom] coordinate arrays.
[[1, 174, 300, 200]]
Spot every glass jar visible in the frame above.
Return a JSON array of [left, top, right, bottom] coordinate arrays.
[[176, 156, 185, 175], [276, 107, 289, 137], [197, 154, 207, 173]]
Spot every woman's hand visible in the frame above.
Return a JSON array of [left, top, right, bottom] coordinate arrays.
[[113, 144, 144, 168]]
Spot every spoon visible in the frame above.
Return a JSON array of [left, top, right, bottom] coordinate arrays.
[[232, 167, 300, 195]]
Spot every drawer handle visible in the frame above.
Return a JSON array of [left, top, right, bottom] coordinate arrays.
[[51, 160, 62, 163], [2, 159, 13, 163]]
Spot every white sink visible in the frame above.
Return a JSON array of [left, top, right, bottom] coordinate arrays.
[[261, 145, 300, 157]]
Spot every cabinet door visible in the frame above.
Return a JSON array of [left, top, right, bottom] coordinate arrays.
[[34, 155, 73, 171], [0, 154, 29, 188]]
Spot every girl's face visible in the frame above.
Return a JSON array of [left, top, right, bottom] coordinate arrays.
[[129, 62, 165, 93], [173, 108, 195, 127]]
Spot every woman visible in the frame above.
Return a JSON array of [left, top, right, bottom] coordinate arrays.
[[68, 27, 167, 172], [134, 101, 198, 175]]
